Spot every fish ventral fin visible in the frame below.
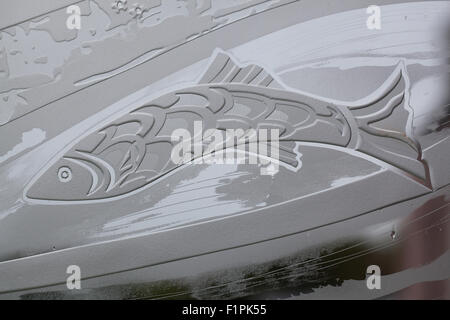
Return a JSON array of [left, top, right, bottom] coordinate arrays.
[[348, 61, 429, 187], [199, 51, 281, 87]]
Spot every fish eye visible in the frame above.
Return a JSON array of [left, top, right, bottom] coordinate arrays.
[[58, 166, 72, 183]]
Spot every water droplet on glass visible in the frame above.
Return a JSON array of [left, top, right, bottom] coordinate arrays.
[[390, 230, 397, 240]]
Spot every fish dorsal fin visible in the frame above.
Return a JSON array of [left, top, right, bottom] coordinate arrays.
[[199, 51, 280, 87]]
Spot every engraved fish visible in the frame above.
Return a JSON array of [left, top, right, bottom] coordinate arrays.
[[25, 51, 427, 202]]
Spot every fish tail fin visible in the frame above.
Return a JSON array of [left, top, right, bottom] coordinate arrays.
[[347, 61, 430, 187]]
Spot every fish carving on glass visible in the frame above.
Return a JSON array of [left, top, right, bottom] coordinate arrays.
[[24, 51, 428, 202]]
